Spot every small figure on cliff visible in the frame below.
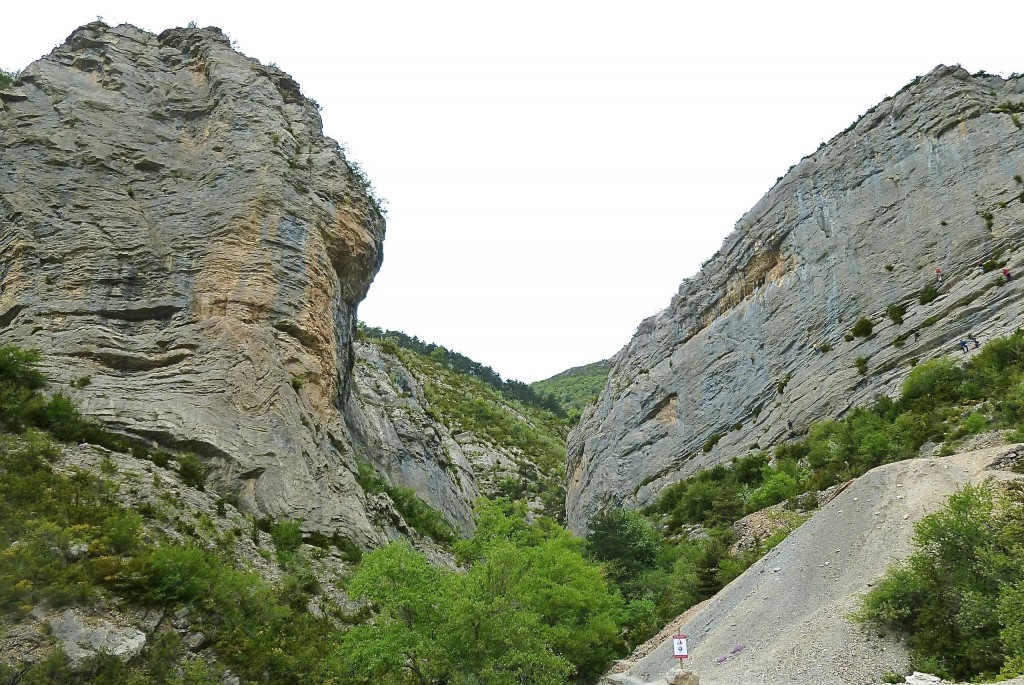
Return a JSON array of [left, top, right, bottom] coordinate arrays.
[[749, 352, 755, 365], [959, 340, 969, 354], [978, 263, 986, 274], [914, 330, 920, 342], [787, 419, 794, 436], [935, 267, 943, 282], [1003, 267, 1013, 281], [968, 334, 980, 349]]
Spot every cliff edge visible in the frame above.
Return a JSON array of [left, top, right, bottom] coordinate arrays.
[[568, 65, 1024, 531]]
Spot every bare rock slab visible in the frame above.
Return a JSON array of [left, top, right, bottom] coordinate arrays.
[[47, 609, 145, 666]]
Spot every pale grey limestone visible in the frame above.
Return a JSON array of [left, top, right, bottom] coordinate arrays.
[[568, 66, 1024, 531], [0, 23, 474, 545]]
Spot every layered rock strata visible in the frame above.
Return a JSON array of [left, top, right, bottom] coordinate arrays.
[[568, 66, 1024, 531], [0, 23, 473, 544]]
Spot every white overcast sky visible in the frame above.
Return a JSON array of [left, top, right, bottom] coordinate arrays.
[[4, 1, 1023, 381]]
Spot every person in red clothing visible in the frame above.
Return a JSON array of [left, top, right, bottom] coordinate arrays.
[[1003, 267, 1013, 281]]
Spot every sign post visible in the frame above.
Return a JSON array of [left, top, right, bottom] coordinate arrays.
[[672, 634, 688, 660]]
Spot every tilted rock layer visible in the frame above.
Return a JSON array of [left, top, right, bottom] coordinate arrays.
[[0, 23, 474, 545], [568, 66, 1024, 531]]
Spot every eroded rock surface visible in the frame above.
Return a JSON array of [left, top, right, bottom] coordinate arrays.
[[568, 66, 1024, 531], [347, 341, 480, 534], [0, 23, 470, 545]]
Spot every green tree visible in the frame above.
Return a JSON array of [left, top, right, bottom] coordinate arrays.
[[586, 510, 660, 594]]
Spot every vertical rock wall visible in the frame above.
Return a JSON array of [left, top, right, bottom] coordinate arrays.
[[0, 23, 474, 544], [567, 66, 1024, 531]]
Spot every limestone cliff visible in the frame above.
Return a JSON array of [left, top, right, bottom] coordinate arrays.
[[568, 65, 1024, 531], [0, 23, 472, 545]]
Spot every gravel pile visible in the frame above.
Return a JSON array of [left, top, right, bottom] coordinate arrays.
[[605, 446, 1023, 685]]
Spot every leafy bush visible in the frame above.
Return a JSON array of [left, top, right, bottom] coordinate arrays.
[[855, 485, 1024, 680], [920, 284, 940, 304], [271, 519, 304, 561], [587, 510, 660, 594], [177, 453, 206, 490], [703, 432, 723, 452], [855, 356, 869, 374], [887, 304, 907, 325], [777, 372, 793, 394], [336, 499, 639, 684], [851, 317, 874, 337]]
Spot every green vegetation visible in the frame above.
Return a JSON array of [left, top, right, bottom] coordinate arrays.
[[355, 462, 457, 544], [530, 360, 612, 421], [645, 452, 798, 531], [981, 210, 995, 229], [595, 453, 809, 625], [0, 69, 17, 90], [0, 438, 339, 683], [177, 453, 206, 491], [13, 316, 1024, 682], [702, 432, 723, 452], [336, 498, 644, 684], [614, 331, 1024, 648], [856, 484, 1024, 680], [818, 342, 833, 353], [359, 324, 565, 416], [855, 355, 869, 375], [851, 317, 874, 338], [649, 331, 1024, 545], [993, 100, 1024, 114], [887, 304, 906, 325], [919, 284, 940, 304]]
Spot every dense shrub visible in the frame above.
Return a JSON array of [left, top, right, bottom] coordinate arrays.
[[920, 284, 940, 304], [586, 510, 660, 594], [177, 453, 206, 490], [851, 317, 874, 337], [856, 484, 1024, 680], [335, 499, 641, 684]]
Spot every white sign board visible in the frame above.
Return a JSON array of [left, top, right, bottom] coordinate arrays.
[[672, 634, 688, 659]]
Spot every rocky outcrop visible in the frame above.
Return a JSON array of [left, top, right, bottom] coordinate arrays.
[[568, 65, 1024, 531], [45, 609, 146, 666], [347, 341, 480, 534], [0, 23, 470, 545]]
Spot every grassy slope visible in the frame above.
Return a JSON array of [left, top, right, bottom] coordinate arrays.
[[530, 359, 612, 419]]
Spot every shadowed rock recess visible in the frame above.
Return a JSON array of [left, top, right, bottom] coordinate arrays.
[[568, 65, 1024, 532], [0, 23, 475, 545]]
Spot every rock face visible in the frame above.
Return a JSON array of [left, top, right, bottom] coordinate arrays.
[[0, 23, 471, 545], [347, 341, 480, 534], [568, 65, 1024, 531]]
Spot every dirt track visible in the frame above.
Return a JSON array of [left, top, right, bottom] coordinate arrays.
[[605, 446, 1022, 685]]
